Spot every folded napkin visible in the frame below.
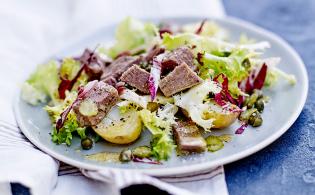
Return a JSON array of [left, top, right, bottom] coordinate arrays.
[[0, 0, 228, 194]]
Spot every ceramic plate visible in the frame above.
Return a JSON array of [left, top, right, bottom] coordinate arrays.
[[14, 16, 308, 176]]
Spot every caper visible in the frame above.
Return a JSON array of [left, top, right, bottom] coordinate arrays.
[[246, 93, 258, 108], [81, 137, 93, 150], [255, 99, 264, 113], [239, 108, 257, 122], [147, 102, 159, 112], [242, 58, 251, 69], [119, 149, 132, 162], [248, 111, 263, 127], [245, 90, 263, 109], [132, 146, 152, 158]]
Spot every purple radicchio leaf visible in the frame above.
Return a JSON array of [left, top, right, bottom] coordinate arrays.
[[148, 54, 164, 101], [56, 80, 98, 131], [132, 157, 161, 165], [235, 123, 248, 134]]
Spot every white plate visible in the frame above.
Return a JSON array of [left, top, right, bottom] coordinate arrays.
[[14, 16, 308, 176]]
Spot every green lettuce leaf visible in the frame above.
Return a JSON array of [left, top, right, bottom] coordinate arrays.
[[162, 33, 233, 53], [60, 58, 88, 90], [199, 49, 254, 96], [162, 32, 269, 55], [59, 58, 81, 80], [21, 61, 60, 105], [107, 17, 159, 58], [45, 91, 86, 146], [139, 106, 176, 160], [44, 91, 77, 122], [265, 67, 296, 87], [51, 112, 86, 146]]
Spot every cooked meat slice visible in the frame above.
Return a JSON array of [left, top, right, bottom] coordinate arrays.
[[73, 81, 119, 126], [161, 46, 195, 73], [172, 121, 207, 153], [159, 62, 202, 97], [145, 45, 165, 63], [101, 56, 141, 85], [78, 49, 106, 81], [120, 65, 150, 94]]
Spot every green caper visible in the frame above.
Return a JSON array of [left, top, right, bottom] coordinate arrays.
[[246, 93, 258, 108], [248, 111, 263, 127], [147, 102, 159, 112], [242, 58, 251, 69], [132, 146, 152, 158], [245, 89, 263, 109], [206, 136, 224, 152], [81, 137, 93, 150], [255, 99, 265, 113], [119, 149, 132, 162], [239, 108, 257, 122]]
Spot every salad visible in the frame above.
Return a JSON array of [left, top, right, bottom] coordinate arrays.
[[21, 17, 296, 163]]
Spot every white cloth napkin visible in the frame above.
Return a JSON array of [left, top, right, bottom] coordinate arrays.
[[0, 0, 228, 194]]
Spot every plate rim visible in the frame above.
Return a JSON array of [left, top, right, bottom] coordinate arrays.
[[14, 15, 309, 176]]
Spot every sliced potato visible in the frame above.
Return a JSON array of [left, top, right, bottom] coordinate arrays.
[[92, 106, 142, 144], [203, 102, 240, 129]]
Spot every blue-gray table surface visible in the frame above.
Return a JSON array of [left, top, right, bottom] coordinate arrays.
[[224, 0, 315, 195], [11, 0, 315, 194]]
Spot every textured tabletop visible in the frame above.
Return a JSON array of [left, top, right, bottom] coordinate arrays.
[[11, 0, 315, 195], [223, 0, 315, 195]]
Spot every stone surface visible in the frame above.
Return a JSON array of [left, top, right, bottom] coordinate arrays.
[[223, 0, 315, 195]]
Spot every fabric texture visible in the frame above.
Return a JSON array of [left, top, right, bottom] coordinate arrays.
[[0, 0, 228, 194]]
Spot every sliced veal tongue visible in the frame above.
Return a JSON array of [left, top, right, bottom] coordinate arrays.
[[172, 121, 207, 154], [56, 81, 119, 130], [161, 46, 196, 74], [72, 81, 119, 127]]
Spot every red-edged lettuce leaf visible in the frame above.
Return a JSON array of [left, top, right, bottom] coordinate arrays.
[[244, 63, 268, 94], [213, 73, 238, 107], [58, 48, 104, 99], [56, 81, 98, 130], [253, 63, 268, 90], [195, 19, 207, 35]]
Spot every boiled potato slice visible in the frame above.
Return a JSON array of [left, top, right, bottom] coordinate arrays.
[[203, 102, 240, 129], [93, 106, 142, 144]]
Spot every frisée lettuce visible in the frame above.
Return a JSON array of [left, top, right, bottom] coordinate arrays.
[[139, 105, 177, 160], [21, 61, 60, 105], [174, 80, 221, 131], [44, 91, 86, 145]]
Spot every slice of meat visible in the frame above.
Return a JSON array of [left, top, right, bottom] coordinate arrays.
[[120, 65, 150, 94], [159, 62, 202, 97], [161, 46, 195, 73], [101, 56, 141, 85], [73, 81, 119, 126], [78, 49, 106, 81], [172, 121, 207, 153], [145, 45, 165, 63]]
